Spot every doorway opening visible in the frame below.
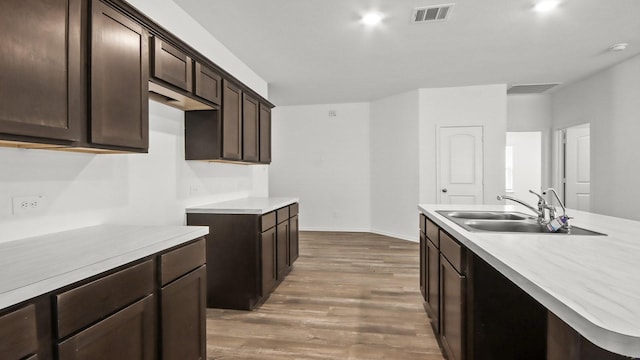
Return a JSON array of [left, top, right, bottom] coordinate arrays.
[[505, 132, 542, 205]]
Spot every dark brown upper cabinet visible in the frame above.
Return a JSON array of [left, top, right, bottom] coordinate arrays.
[[89, 0, 149, 151], [0, 0, 82, 144], [259, 103, 272, 164], [194, 62, 222, 105], [222, 80, 243, 161], [242, 94, 259, 162], [151, 37, 192, 92]]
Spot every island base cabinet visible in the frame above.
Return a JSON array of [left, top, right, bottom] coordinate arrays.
[[58, 295, 155, 360], [160, 266, 206, 360], [440, 256, 465, 360], [426, 237, 440, 332], [547, 313, 629, 360]]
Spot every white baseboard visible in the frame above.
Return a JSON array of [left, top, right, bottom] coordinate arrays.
[[299, 227, 418, 243], [370, 229, 418, 243]]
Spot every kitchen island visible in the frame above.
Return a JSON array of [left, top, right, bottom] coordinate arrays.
[[419, 204, 640, 359], [0, 224, 208, 360], [186, 197, 299, 310]]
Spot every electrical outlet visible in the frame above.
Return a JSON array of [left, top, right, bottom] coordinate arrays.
[[189, 185, 201, 196], [12, 195, 45, 215]]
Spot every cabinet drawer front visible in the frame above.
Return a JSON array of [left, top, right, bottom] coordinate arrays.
[[152, 37, 192, 91], [0, 304, 38, 359], [261, 212, 276, 232], [419, 214, 426, 234], [277, 207, 289, 224], [290, 203, 299, 216], [58, 295, 155, 360], [56, 260, 154, 339], [426, 218, 439, 247], [440, 231, 465, 273], [160, 238, 206, 286]]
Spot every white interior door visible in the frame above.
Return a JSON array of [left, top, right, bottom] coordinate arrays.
[[565, 124, 590, 211], [437, 126, 484, 204]]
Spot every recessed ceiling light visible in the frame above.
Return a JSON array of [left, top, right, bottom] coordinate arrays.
[[362, 12, 383, 26], [533, 0, 559, 12]]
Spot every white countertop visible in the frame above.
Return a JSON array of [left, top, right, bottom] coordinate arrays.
[[186, 197, 299, 215], [419, 204, 640, 357], [0, 224, 208, 312]]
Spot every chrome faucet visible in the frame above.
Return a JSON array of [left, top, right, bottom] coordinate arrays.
[[496, 192, 544, 222], [543, 188, 571, 229]]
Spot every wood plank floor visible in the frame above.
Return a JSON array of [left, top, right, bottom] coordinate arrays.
[[206, 231, 445, 360]]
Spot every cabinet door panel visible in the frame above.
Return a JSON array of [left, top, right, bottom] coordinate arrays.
[[222, 80, 242, 160], [420, 232, 426, 301], [152, 38, 192, 91], [91, 0, 149, 150], [242, 94, 259, 162], [195, 63, 222, 105], [58, 295, 155, 360], [440, 256, 465, 360], [426, 239, 440, 332], [289, 215, 299, 264], [161, 266, 206, 360], [259, 103, 272, 163], [0, 0, 81, 141], [0, 304, 38, 359], [261, 228, 276, 296], [276, 221, 290, 280]]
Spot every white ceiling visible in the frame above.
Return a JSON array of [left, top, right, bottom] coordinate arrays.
[[174, 0, 640, 106]]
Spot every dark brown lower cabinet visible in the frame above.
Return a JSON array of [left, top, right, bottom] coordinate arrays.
[[161, 266, 207, 360], [440, 255, 465, 360], [421, 214, 547, 360], [547, 312, 628, 360], [261, 227, 277, 297], [186, 203, 299, 310], [58, 295, 155, 360]]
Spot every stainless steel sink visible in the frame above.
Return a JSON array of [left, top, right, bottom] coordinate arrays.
[[441, 211, 532, 221], [436, 210, 606, 236]]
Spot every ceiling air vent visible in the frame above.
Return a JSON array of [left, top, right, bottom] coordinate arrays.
[[412, 4, 454, 23], [507, 83, 560, 94]]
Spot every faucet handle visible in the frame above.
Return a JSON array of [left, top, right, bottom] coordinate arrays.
[[528, 190, 546, 204]]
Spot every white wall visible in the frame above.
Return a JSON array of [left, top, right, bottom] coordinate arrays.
[[0, 102, 267, 243], [419, 85, 507, 205], [270, 103, 371, 232], [507, 94, 553, 189], [552, 54, 640, 221], [127, 0, 268, 98], [370, 91, 420, 241]]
